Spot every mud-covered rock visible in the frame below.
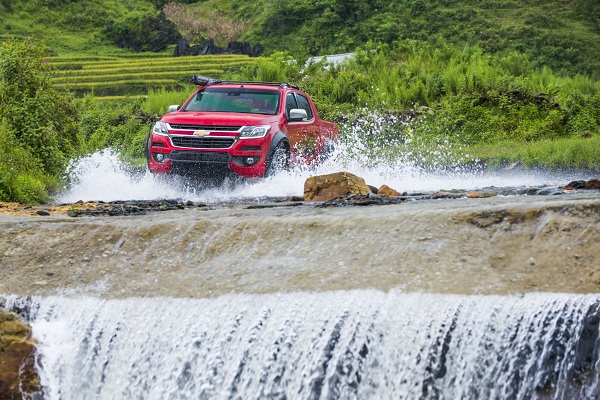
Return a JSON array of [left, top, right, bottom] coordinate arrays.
[[585, 178, 600, 189], [304, 172, 372, 202], [0, 309, 40, 400], [563, 178, 600, 190], [564, 180, 587, 190]]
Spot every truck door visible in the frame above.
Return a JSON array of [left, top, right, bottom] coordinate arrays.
[[285, 92, 320, 163]]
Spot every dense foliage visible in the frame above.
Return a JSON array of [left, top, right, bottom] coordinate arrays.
[[2, 0, 599, 79], [234, 0, 600, 79], [228, 41, 600, 141], [0, 39, 79, 202], [0, 0, 167, 54], [104, 11, 180, 52]]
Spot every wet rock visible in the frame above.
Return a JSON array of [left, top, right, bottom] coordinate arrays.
[[585, 178, 600, 189], [521, 188, 542, 196], [66, 199, 206, 217], [535, 188, 563, 196], [466, 192, 485, 198], [432, 191, 465, 199], [0, 309, 40, 400], [565, 180, 587, 190], [246, 202, 303, 210], [378, 185, 402, 197], [304, 172, 372, 202], [273, 196, 304, 203], [317, 192, 404, 207]]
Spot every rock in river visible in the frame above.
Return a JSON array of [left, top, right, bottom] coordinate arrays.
[[0, 309, 40, 399], [304, 171, 372, 202]]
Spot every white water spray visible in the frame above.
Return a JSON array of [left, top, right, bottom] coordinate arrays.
[[56, 115, 592, 203]]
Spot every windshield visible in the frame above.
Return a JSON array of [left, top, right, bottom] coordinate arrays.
[[182, 87, 280, 115]]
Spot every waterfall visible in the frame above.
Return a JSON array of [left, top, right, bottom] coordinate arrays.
[[2, 291, 599, 400]]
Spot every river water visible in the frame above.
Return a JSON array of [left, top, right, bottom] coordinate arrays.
[[2, 292, 599, 400], [2, 138, 600, 399]]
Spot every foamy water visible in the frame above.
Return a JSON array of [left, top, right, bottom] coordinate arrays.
[[2, 292, 599, 400], [56, 114, 592, 204]]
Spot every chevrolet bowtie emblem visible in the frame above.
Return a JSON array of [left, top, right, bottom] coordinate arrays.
[[194, 130, 209, 137]]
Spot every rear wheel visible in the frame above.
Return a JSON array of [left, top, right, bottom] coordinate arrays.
[[266, 142, 290, 176]]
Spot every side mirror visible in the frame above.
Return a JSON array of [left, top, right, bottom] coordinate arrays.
[[288, 108, 308, 121], [167, 105, 180, 113]]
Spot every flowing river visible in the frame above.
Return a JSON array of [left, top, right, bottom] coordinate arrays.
[[1, 144, 600, 399]]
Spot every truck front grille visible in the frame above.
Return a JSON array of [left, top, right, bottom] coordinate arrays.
[[171, 136, 236, 149], [169, 124, 242, 132]]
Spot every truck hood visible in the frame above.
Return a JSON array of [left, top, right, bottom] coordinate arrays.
[[160, 112, 278, 127]]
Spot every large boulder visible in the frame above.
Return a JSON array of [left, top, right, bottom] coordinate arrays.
[[0, 309, 40, 400], [304, 172, 372, 202]]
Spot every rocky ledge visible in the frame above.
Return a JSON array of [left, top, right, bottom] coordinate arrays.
[[0, 308, 40, 400]]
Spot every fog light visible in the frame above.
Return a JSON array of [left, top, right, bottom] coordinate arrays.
[[244, 156, 258, 166], [153, 152, 168, 163]]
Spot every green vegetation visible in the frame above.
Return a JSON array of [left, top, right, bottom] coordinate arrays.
[[2, 0, 599, 79], [0, 39, 79, 202], [226, 42, 600, 170], [0, 0, 159, 55], [1, 0, 600, 203], [233, 0, 600, 79]]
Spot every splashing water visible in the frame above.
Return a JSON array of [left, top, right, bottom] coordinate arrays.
[[2, 291, 599, 400], [56, 114, 591, 204]]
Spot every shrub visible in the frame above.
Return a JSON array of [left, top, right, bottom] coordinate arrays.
[[0, 38, 79, 202], [104, 11, 180, 52]]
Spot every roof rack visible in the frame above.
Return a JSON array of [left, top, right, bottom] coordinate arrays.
[[191, 74, 300, 90]]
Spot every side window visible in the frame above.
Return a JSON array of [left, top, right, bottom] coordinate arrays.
[[295, 94, 313, 120], [285, 93, 298, 118]]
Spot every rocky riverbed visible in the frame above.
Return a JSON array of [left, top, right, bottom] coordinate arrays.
[[2, 176, 599, 216]]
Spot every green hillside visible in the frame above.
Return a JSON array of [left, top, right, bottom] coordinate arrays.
[[235, 0, 600, 78], [0, 0, 157, 54], [48, 54, 256, 97], [1, 0, 600, 78]]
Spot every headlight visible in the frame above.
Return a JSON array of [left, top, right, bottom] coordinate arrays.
[[152, 122, 169, 135], [239, 125, 270, 139]]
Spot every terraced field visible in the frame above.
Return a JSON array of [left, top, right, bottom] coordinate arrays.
[[49, 54, 257, 98]]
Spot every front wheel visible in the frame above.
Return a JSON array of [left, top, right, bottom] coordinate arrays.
[[265, 142, 290, 176]]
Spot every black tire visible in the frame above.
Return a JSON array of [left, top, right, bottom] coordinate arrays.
[[266, 142, 290, 176], [145, 133, 159, 176], [144, 133, 151, 165]]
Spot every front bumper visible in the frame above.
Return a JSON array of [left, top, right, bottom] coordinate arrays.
[[147, 132, 269, 178]]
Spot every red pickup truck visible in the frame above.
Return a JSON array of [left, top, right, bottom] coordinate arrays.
[[146, 75, 339, 178]]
